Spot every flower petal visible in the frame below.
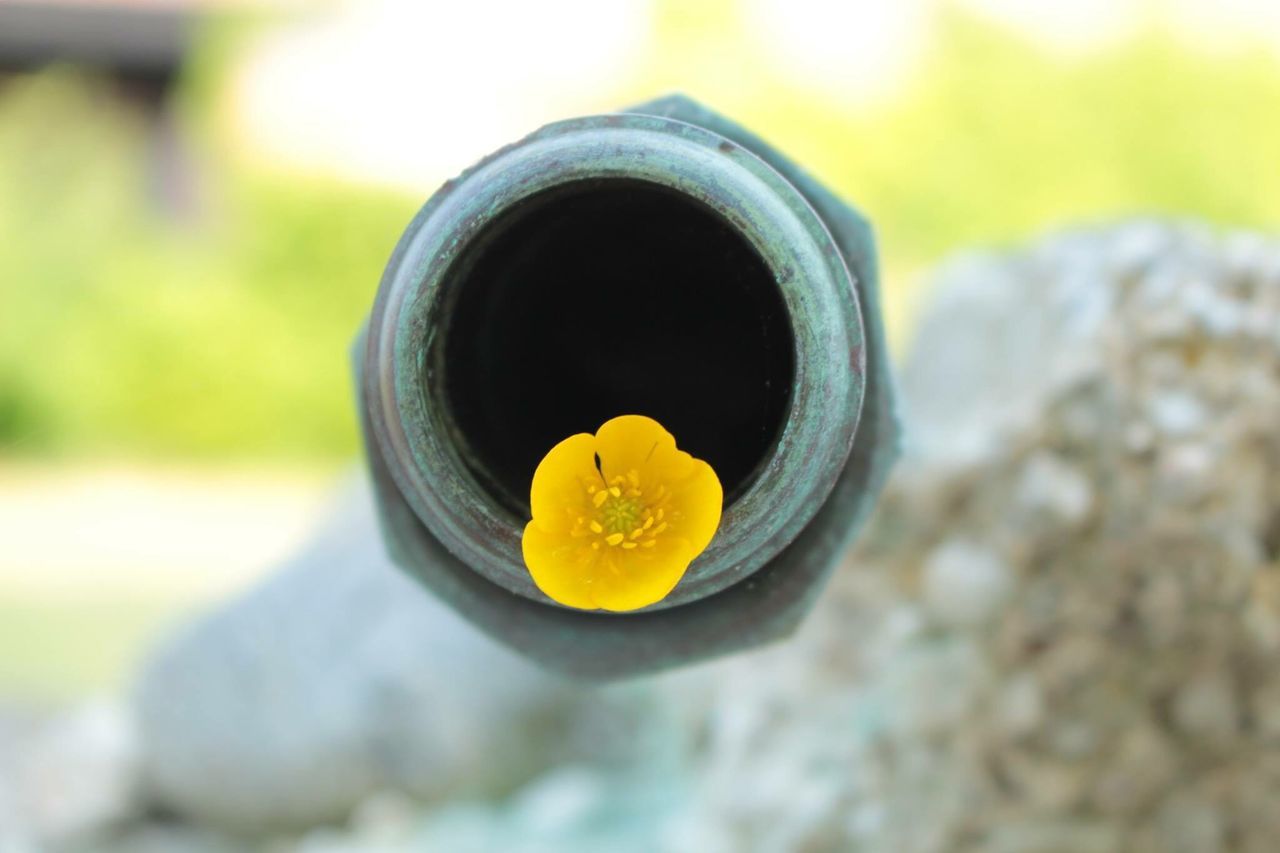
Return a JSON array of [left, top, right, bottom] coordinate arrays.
[[522, 521, 599, 610], [529, 432, 599, 533], [589, 537, 695, 611], [662, 456, 723, 556], [594, 414, 676, 483]]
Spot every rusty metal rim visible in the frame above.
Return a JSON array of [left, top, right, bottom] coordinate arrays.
[[363, 113, 865, 611]]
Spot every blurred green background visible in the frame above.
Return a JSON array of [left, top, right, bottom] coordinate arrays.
[[5, 3, 1279, 461], [2, 0, 1279, 699]]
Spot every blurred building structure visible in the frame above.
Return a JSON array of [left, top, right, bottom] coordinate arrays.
[[0, 0, 265, 214], [0, 0, 202, 92]]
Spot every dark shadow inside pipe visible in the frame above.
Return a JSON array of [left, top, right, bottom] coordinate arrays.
[[435, 178, 794, 518]]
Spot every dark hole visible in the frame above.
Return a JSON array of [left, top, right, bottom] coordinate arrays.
[[436, 179, 794, 517]]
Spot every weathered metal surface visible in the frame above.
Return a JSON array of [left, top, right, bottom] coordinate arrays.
[[355, 94, 900, 679]]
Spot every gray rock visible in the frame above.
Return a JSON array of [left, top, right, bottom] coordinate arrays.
[[983, 820, 1122, 853], [922, 540, 1013, 628], [1171, 672, 1239, 744], [0, 701, 140, 848], [1013, 452, 1094, 528], [74, 825, 244, 853], [901, 236, 1111, 468], [1153, 794, 1225, 853], [1147, 390, 1207, 436], [134, 477, 575, 833], [1089, 726, 1177, 815], [994, 672, 1045, 738]]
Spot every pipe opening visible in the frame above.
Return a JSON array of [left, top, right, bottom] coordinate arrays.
[[435, 178, 794, 518]]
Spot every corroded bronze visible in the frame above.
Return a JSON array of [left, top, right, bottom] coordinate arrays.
[[355, 95, 899, 679]]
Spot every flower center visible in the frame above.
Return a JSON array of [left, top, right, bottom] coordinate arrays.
[[575, 469, 670, 551], [600, 494, 642, 534]]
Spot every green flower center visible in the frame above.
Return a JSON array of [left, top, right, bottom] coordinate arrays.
[[579, 470, 669, 550], [600, 495, 642, 534]]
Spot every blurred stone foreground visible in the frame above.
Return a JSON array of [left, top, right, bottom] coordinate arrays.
[[7, 220, 1280, 852]]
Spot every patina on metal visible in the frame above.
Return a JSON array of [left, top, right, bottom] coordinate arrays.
[[356, 95, 899, 679]]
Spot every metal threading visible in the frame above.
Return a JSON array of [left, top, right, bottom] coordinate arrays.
[[362, 113, 866, 611]]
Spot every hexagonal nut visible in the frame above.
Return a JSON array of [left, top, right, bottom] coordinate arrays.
[[354, 95, 899, 680]]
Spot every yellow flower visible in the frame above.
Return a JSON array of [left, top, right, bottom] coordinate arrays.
[[521, 415, 723, 612]]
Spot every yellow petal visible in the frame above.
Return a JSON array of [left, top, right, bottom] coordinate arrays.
[[594, 414, 676, 483], [589, 536, 694, 611], [646, 443, 698, 481], [521, 521, 598, 610], [529, 433, 599, 533], [662, 457, 723, 556]]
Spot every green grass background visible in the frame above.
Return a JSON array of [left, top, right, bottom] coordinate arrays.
[[2, 8, 1278, 463]]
